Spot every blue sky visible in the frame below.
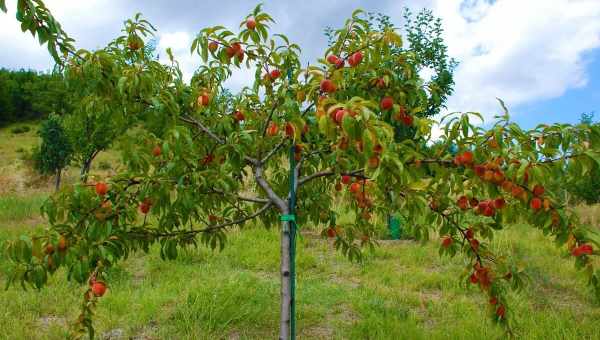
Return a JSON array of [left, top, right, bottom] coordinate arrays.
[[513, 49, 600, 129], [0, 0, 599, 129]]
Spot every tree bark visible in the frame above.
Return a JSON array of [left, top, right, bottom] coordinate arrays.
[[253, 164, 292, 339], [80, 150, 99, 183], [55, 169, 62, 191], [80, 160, 91, 183], [279, 214, 292, 340]]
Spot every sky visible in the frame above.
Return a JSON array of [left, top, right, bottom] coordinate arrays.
[[1, 0, 600, 129]]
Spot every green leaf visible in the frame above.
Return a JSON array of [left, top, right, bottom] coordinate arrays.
[[584, 150, 600, 169], [190, 37, 198, 55]]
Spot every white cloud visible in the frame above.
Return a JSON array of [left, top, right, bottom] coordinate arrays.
[[428, 0, 600, 120], [157, 31, 197, 82], [0, 0, 128, 70]]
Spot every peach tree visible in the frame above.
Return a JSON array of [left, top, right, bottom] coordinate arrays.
[[2, 1, 600, 339]]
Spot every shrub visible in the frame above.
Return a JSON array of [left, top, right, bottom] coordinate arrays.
[[10, 125, 31, 134]]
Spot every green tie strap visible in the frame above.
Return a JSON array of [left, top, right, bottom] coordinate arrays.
[[280, 214, 296, 222]]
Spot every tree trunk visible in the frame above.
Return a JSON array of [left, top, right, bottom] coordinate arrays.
[[80, 160, 92, 183], [253, 164, 293, 339], [279, 215, 292, 340], [80, 151, 99, 183], [55, 169, 62, 191]]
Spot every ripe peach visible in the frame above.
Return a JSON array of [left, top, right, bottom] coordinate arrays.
[[233, 110, 245, 122], [91, 281, 107, 297], [373, 144, 383, 155], [246, 18, 256, 30], [493, 170, 504, 183], [457, 196, 469, 210], [95, 182, 108, 196], [338, 137, 349, 150], [501, 180, 513, 192], [530, 197, 542, 211], [483, 170, 494, 182], [270, 69, 281, 79], [494, 197, 506, 209], [350, 182, 361, 193], [236, 50, 244, 62], [465, 228, 474, 239], [45, 243, 55, 255], [327, 55, 340, 64], [225, 46, 236, 58], [572, 244, 593, 257], [543, 198, 551, 211], [469, 239, 479, 251], [401, 114, 413, 126], [380, 96, 393, 111], [58, 236, 68, 252], [348, 51, 363, 67], [266, 122, 278, 136], [496, 305, 506, 318], [334, 109, 346, 124], [139, 202, 151, 214], [511, 186, 524, 198], [441, 236, 453, 248], [320, 79, 336, 93], [533, 184, 545, 197], [285, 123, 295, 138], [152, 145, 162, 157], [368, 156, 380, 168], [454, 155, 462, 166], [473, 164, 485, 177], [462, 151, 474, 164], [197, 94, 210, 106], [483, 205, 495, 217], [326, 227, 336, 238]]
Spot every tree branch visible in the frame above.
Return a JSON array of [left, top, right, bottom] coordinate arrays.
[[208, 188, 269, 204], [261, 139, 287, 164], [254, 165, 288, 212], [261, 102, 281, 138], [132, 201, 273, 238], [179, 115, 225, 145], [180, 114, 259, 165], [297, 168, 365, 187], [539, 153, 583, 164]]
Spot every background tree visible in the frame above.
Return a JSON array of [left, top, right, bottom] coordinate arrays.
[[565, 112, 600, 204], [2, 2, 600, 340], [34, 113, 73, 190], [0, 68, 68, 126]]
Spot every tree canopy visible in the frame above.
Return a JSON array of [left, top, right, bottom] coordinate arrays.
[[1, 1, 599, 339]]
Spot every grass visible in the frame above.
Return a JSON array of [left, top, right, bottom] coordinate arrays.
[[0, 123, 599, 339]]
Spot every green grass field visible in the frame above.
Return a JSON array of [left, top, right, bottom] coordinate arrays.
[[0, 124, 599, 339]]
